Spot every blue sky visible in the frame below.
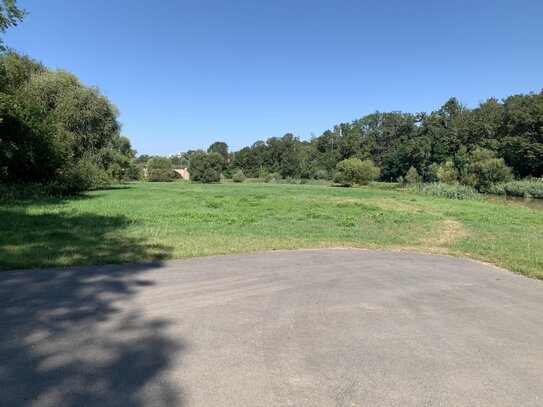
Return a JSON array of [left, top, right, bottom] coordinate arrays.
[[5, 0, 543, 155]]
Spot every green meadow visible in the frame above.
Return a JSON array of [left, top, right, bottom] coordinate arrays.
[[1, 181, 542, 278]]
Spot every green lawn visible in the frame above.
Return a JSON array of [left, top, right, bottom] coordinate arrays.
[[1, 181, 542, 278]]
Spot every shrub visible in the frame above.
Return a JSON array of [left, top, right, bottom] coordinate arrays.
[[404, 166, 421, 183], [232, 170, 245, 183], [123, 162, 143, 181], [189, 151, 222, 183], [487, 179, 543, 198], [426, 162, 439, 182], [264, 173, 280, 183], [466, 148, 513, 191], [334, 158, 380, 186], [436, 161, 458, 184], [314, 169, 329, 180], [147, 157, 174, 182], [406, 182, 483, 200]]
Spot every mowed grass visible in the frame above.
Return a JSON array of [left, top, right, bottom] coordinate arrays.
[[1, 181, 542, 278]]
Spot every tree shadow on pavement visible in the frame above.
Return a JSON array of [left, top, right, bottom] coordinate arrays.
[[0, 262, 185, 406]]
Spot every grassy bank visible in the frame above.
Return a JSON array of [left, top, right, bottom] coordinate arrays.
[[1, 182, 542, 278]]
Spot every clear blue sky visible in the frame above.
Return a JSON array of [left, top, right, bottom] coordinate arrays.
[[5, 0, 543, 156]]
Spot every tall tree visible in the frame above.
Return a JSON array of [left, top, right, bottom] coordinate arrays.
[[208, 141, 228, 161]]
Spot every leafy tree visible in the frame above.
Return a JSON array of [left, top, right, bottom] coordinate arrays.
[[133, 154, 152, 166], [232, 170, 244, 182], [123, 162, 143, 180], [436, 161, 458, 184], [0, 51, 45, 94], [189, 151, 222, 183], [334, 158, 380, 186], [404, 166, 421, 183], [314, 169, 329, 180], [169, 154, 189, 167], [21, 70, 121, 159], [146, 157, 173, 182], [0, 0, 27, 51], [207, 141, 228, 162], [465, 148, 513, 191]]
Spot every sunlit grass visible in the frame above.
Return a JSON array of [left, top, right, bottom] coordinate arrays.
[[1, 181, 541, 278]]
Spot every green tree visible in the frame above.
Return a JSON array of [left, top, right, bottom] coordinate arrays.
[[232, 169, 244, 182], [207, 141, 228, 162], [404, 166, 421, 183], [436, 161, 458, 184], [0, 0, 27, 51], [146, 157, 173, 182], [189, 151, 222, 183], [466, 148, 513, 191], [500, 91, 543, 177], [334, 158, 380, 186]]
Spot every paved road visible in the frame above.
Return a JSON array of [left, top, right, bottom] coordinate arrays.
[[1, 249, 542, 406]]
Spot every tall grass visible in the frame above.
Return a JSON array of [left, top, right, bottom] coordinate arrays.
[[402, 182, 484, 200], [487, 179, 543, 198]]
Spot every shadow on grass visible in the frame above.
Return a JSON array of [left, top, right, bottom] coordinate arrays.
[[0, 262, 184, 406], [0, 206, 171, 271], [0, 196, 182, 405]]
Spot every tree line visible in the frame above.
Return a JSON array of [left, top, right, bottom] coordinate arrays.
[[1, 0, 541, 194], [165, 92, 541, 190]]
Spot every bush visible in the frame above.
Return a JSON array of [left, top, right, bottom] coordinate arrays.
[[123, 162, 143, 181], [334, 158, 380, 186], [314, 169, 329, 180], [436, 161, 458, 184], [232, 170, 245, 183], [189, 151, 222, 183], [426, 163, 439, 182], [147, 157, 174, 182], [405, 182, 483, 200], [404, 166, 421, 183], [487, 179, 543, 198], [466, 148, 513, 191], [264, 172, 280, 183], [51, 157, 111, 194]]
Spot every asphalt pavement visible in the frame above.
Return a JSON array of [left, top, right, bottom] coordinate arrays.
[[1, 249, 542, 406]]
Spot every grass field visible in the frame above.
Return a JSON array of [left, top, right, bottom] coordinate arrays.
[[1, 181, 542, 278]]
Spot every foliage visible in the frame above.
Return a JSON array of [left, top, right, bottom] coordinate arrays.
[[0, 0, 27, 51], [169, 154, 189, 167], [189, 150, 222, 183], [0, 51, 132, 195], [264, 172, 280, 183], [232, 170, 245, 182], [228, 91, 543, 189], [334, 158, 380, 186], [404, 182, 483, 201], [207, 141, 228, 162], [314, 169, 329, 180], [487, 179, 543, 198], [123, 162, 143, 181], [464, 148, 513, 191], [146, 157, 173, 182], [436, 161, 459, 184], [404, 166, 421, 183]]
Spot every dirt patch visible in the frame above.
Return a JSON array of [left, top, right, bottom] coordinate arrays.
[[426, 219, 469, 247]]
